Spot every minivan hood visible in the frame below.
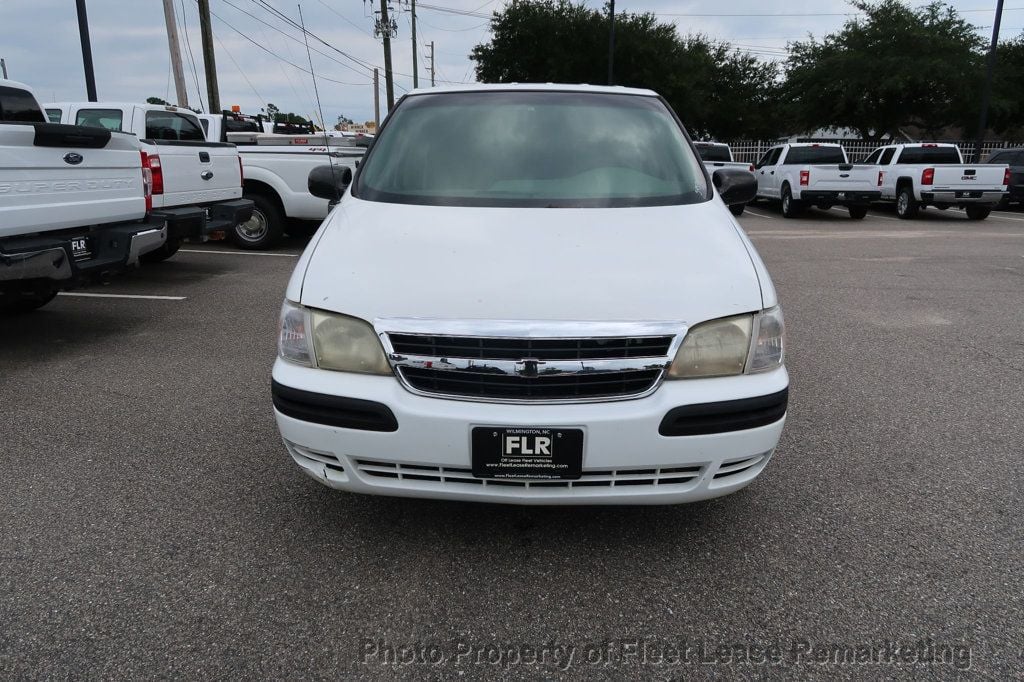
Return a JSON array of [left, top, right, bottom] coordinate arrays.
[[298, 197, 763, 325]]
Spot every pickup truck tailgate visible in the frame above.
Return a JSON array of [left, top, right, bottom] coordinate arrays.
[[0, 124, 145, 238], [806, 164, 878, 191], [147, 140, 242, 209], [931, 165, 1007, 189]]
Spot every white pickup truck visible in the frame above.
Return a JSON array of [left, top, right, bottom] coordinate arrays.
[[754, 143, 880, 219], [864, 143, 1009, 220], [694, 142, 754, 216], [1, 79, 166, 313], [199, 111, 363, 249], [44, 102, 253, 259]]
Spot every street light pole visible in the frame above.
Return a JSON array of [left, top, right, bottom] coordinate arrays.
[[974, 0, 1005, 162], [607, 0, 616, 85], [75, 0, 98, 101]]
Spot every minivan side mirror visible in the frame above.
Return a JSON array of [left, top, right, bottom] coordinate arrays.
[[712, 168, 757, 207], [308, 165, 353, 203]]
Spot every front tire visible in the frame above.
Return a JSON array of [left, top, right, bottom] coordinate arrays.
[[896, 185, 919, 219], [848, 205, 868, 220], [781, 185, 804, 219], [965, 205, 991, 221], [729, 203, 746, 216], [231, 193, 284, 250]]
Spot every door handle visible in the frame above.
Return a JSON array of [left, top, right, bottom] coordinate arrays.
[[770, 171, 775, 175]]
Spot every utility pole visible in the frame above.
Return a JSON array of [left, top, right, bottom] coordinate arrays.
[[75, 0, 98, 101], [161, 0, 189, 108], [430, 40, 435, 87], [974, 0, 1005, 163], [196, 0, 221, 113], [0, 59, 7, 79], [373, 68, 380, 128], [607, 0, 616, 86], [410, 0, 418, 88], [379, 0, 395, 110]]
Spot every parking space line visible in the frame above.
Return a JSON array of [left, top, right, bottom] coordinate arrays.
[[58, 292, 186, 301], [743, 208, 777, 219], [179, 249, 300, 257]]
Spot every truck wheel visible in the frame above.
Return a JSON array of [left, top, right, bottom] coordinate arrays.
[[140, 238, 182, 264], [231, 194, 284, 250], [728, 203, 746, 216], [781, 185, 803, 218], [848, 205, 868, 220], [965, 206, 991, 221], [896, 185, 918, 219], [0, 283, 59, 314]]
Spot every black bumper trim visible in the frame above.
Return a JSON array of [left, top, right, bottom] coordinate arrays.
[[154, 199, 254, 239], [800, 190, 881, 204], [0, 216, 166, 283], [659, 388, 788, 437], [271, 380, 399, 432]]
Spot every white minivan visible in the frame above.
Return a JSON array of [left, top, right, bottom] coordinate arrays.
[[272, 84, 787, 505]]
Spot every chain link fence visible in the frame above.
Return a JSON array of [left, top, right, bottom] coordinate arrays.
[[724, 140, 1024, 164]]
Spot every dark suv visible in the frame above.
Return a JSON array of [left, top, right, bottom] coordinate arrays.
[[986, 148, 1024, 208]]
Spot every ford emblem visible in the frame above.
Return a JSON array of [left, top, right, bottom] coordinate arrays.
[[63, 152, 84, 165]]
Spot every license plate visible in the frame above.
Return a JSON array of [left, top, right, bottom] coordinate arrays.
[[837, 192, 846, 199], [471, 427, 583, 480], [69, 236, 93, 261]]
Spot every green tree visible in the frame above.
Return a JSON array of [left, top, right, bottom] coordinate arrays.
[[146, 96, 171, 105], [470, 0, 782, 139], [336, 114, 354, 127], [264, 103, 280, 119], [783, 1, 984, 139], [987, 36, 1024, 140]]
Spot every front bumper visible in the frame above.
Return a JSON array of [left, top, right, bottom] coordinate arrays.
[[0, 217, 167, 284], [155, 198, 254, 240], [799, 190, 881, 204], [271, 360, 789, 506], [920, 190, 1006, 204]]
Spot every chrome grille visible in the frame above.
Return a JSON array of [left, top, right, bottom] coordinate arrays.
[[379, 320, 684, 404], [399, 366, 662, 400], [388, 334, 673, 360]]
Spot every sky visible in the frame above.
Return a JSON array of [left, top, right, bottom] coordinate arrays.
[[0, 0, 1020, 125]]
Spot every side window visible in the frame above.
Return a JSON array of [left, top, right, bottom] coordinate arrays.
[[75, 108, 123, 131], [145, 111, 205, 141], [769, 147, 784, 165], [0, 85, 46, 122], [200, 118, 210, 136], [879, 148, 896, 165], [755, 150, 773, 169], [45, 109, 62, 123], [862, 149, 882, 164]]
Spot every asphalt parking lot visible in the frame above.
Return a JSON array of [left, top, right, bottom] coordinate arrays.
[[1, 205, 1022, 678]]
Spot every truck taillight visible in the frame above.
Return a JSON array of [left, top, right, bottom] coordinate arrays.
[[238, 156, 244, 183], [799, 170, 809, 186], [144, 153, 164, 195], [140, 151, 153, 213], [1004, 167, 1011, 187], [877, 170, 884, 187], [921, 168, 934, 186], [749, 164, 755, 172]]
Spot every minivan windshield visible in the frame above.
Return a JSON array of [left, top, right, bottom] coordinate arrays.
[[355, 91, 708, 208]]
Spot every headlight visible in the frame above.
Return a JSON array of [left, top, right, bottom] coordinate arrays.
[[668, 306, 784, 379], [310, 310, 391, 374], [278, 300, 313, 366], [668, 314, 752, 378]]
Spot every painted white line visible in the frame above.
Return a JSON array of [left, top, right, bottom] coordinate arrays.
[[179, 248, 300, 257], [58, 292, 186, 301], [743, 207, 777, 219], [828, 207, 901, 222]]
